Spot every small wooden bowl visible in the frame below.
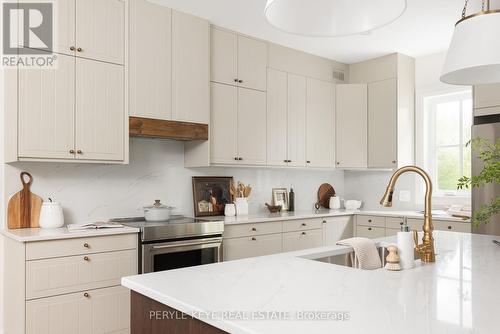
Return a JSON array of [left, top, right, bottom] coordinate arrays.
[[265, 203, 282, 213]]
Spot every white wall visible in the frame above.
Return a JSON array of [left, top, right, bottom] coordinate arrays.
[[3, 138, 345, 224]]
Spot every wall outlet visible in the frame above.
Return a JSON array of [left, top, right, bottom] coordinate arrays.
[[399, 190, 411, 202]]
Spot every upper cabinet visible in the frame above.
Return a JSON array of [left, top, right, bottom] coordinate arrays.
[[129, 4, 209, 123], [210, 27, 267, 91], [7, 1, 129, 163], [474, 83, 500, 116], [337, 53, 415, 169], [306, 78, 334, 168], [336, 84, 368, 168]]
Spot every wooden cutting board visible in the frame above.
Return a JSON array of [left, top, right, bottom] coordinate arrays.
[[317, 183, 336, 209], [7, 172, 43, 229]]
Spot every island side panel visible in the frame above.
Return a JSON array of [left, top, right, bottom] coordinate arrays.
[[131, 291, 228, 334]]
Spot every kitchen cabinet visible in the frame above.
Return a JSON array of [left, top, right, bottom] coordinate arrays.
[[407, 218, 471, 233], [18, 54, 75, 160], [322, 216, 354, 246], [26, 286, 130, 334], [223, 233, 282, 261], [474, 83, 500, 116], [306, 78, 335, 168], [210, 27, 267, 91], [210, 82, 266, 165], [266, 69, 306, 167], [172, 11, 210, 123], [368, 79, 397, 168], [335, 84, 368, 168], [356, 225, 386, 239], [129, 0, 172, 120], [76, 0, 125, 65], [76, 58, 125, 161], [283, 229, 323, 252]]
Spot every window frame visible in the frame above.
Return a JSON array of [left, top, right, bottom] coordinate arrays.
[[423, 90, 472, 198]]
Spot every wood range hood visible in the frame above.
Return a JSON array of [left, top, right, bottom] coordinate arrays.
[[129, 117, 208, 141]]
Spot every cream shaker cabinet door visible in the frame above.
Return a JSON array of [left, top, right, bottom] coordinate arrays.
[[18, 54, 75, 159], [26, 286, 130, 334], [336, 84, 368, 168], [287, 74, 307, 167], [237, 35, 267, 91], [172, 11, 210, 124], [75, 59, 125, 161], [266, 68, 288, 166], [210, 83, 238, 164], [210, 27, 238, 86], [129, 0, 172, 120], [474, 83, 500, 109], [75, 0, 125, 65], [283, 229, 323, 252], [306, 78, 334, 168], [237, 88, 267, 165], [368, 79, 397, 168], [223, 234, 282, 261]]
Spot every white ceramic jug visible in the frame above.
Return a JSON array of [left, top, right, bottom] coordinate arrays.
[[329, 196, 342, 210], [39, 201, 64, 228]]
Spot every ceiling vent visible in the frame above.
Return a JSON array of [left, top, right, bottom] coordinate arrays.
[[332, 70, 345, 82]]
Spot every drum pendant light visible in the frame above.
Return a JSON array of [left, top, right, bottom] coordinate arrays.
[[264, 0, 407, 37], [441, 0, 500, 85]]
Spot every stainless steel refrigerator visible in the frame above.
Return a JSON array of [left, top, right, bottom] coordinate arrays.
[[472, 116, 500, 235]]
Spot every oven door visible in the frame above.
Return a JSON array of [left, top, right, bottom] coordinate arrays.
[[142, 236, 222, 273]]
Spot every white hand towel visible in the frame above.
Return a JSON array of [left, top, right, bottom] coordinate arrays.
[[336, 237, 382, 270]]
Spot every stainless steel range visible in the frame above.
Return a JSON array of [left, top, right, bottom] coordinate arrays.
[[113, 216, 224, 273]]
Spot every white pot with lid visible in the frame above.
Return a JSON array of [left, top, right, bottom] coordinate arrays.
[[143, 200, 174, 222]]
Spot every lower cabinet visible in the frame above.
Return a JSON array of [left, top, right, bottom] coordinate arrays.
[[223, 233, 282, 261], [355, 225, 386, 238], [283, 229, 323, 252], [322, 216, 353, 246], [26, 286, 130, 334]]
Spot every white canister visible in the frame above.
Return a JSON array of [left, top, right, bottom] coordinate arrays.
[[234, 198, 249, 216], [329, 196, 341, 210], [397, 231, 415, 269], [224, 203, 236, 216], [39, 201, 64, 228]]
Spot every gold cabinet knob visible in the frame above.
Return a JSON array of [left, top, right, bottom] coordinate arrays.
[[83, 256, 89, 261], [77, 47, 82, 52], [251, 227, 257, 231], [251, 237, 256, 241], [83, 242, 89, 248], [76, 150, 83, 155], [83, 292, 89, 298], [301, 223, 306, 226], [69, 46, 75, 51], [301, 232, 306, 235], [69, 149, 75, 154]]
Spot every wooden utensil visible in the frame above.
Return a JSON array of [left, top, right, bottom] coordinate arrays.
[[7, 172, 43, 229], [317, 183, 336, 209]]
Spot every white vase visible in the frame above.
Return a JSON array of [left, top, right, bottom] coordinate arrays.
[[224, 203, 236, 216], [234, 198, 249, 216], [39, 202, 64, 228]]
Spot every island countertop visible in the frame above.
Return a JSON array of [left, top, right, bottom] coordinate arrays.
[[122, 231, 498, 334]]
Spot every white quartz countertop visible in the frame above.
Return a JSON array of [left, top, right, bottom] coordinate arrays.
[[204, 209, 470, 225], [122, 231, 498, 334], [1, 226, 140, 242]]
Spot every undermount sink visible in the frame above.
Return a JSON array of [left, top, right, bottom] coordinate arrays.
[[310, 246, 418, 268]]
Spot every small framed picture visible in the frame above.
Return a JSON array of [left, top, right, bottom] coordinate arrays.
[[272, 188, 289, 211], [192, 176, 233, 217]]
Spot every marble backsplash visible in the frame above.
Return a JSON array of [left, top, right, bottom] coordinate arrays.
[[2, 138, 346, 224]]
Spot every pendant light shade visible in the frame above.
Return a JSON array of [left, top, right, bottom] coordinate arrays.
[[441, 11, 500, 85], [264, 0, 407, 37]]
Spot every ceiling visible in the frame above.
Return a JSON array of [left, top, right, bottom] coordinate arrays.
[[151, 0, 494, 64]]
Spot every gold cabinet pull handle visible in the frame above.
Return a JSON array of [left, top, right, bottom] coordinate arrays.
[[83, 256, 89, 261], [69, 149, 75, 154], [76, 150, 83, 155], [83, 243, 89, 248], [83, 292, 89, 298], [77, 47, 82, 52], [69, 46, 75, 51]]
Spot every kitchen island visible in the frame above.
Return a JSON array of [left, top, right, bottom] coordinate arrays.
[[122, 231, 499, 334]]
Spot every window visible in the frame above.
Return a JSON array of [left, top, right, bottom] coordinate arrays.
[[423, 90, 472, 197]]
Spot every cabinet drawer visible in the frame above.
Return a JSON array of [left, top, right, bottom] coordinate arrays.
[[26, 285, 130, 334], [283, 229, 323, 252], [385, 217, 405, 229], [434, 220, 471, 233], [356, 215, 386, 228], [283, 218, 323, 232], [26, 234, 137, 260], [26, 249, 137, 299], [223, 221, 282, 238], [355, 226, 386, 239], [223, 233, 282, 261], [404, 218, 425, 231]]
